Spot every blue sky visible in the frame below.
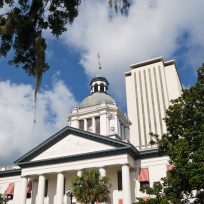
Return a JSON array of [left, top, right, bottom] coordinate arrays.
[[0, 0, 204, 164]]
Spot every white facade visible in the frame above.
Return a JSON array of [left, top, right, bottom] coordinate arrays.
[[68, 103, 131, 140], [0, 57, 182, 204], [0, 128, 137, 204], [125, 57, 182, 149]]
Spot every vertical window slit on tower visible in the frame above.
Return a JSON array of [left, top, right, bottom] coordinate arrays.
[[148, 69, 157, 135], [163, 67, 170, 105], [144, 70, 152, 141], [153, 67, 163, 135], [139, 71, 147, 146], [158, 66, 167, 118], [134, 72, 142, 147]]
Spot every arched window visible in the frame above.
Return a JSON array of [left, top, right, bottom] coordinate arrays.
[[95, 116, 100, 134], [100, 83, 105, 92], [94, 83, 98, 92]]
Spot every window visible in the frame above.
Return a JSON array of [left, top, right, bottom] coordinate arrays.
[[120, 122, 123, 138], [117, 171, 122, 190], [95, 116, 100, 134], [166, 164, 174, 171], [44, 180, 48, 197], [4, 183, 14, 200], [27, 193, 31, 198], [166, 164, 174, 176], [94, 84, 98, 92], [87, 118, 92, 131], [27, 181, 32, 198], [100, 83, 105, 92], [140, 181, 150, 189], [79, 120, 84, 130], [118, 199, 123, 204], [138, 168, 150, 189]]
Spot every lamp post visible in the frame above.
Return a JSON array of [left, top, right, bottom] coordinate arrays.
[[0, 195, 12, 204], [66, 189, 73, 204]]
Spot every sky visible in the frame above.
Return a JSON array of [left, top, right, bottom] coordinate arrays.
[[0, 0, 204, 164]]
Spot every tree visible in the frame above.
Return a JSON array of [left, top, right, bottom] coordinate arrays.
[[0, 0, 130, 100], [72, 169, 111, 204], [136, 64, 204, 204], [134, 182, 169, 204]]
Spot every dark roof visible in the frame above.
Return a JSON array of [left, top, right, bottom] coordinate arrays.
[[0, 169, 21, 178], [15, 126, 139, 168], [139, 148, 166, 159], [90, 76, 109, 86]]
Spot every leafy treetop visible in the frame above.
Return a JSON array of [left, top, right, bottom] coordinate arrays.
[[0, 0, 131, 100], [72, 168, 111, 204]]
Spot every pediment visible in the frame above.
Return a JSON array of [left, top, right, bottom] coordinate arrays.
[[32, 133, 115, 161], [15, 126, 130, 164]]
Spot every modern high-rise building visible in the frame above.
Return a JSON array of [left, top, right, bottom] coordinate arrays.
[[125, 57, 182, 149]]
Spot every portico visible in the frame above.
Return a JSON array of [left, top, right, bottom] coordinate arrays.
[[19, 164, 134, 204], [14, 126, 138, 204]]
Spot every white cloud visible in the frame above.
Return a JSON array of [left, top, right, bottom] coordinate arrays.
[[63, 0, 204, 102], [0, 78, 77, 164]]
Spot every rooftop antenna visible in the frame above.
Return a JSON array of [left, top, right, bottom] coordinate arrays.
[[97, 52, 102, 70]]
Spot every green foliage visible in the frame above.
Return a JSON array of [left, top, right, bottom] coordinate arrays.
[[134, 182, 169, 204], [72, 169, 111, 204], [0, 0, 80, 100], [145, 64, 204, 204]]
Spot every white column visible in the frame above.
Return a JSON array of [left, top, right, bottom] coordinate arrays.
[[99, 167, 106, 177], [20, 177, 28, 204], [84, 119, 87, 131], [56, 172, 64, 204], [31, 180, 38, 204], [122, 164, 131, 204], [37, 175, 45, 204], [99, 167, 106, 204]]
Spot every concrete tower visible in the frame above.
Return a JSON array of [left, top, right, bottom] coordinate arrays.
[[125, 57, 182, 149]]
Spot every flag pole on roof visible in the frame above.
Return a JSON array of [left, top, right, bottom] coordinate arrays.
[[97, 52, 102, 70]]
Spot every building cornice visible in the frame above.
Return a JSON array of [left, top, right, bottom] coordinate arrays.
[[139, 148, 166, 159], [129, 57, 164, 69], [17, 146, 139, 168]]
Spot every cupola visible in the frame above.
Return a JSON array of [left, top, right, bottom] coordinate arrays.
[[90, 75, 109, 94], [67, 55, 131, 141]]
